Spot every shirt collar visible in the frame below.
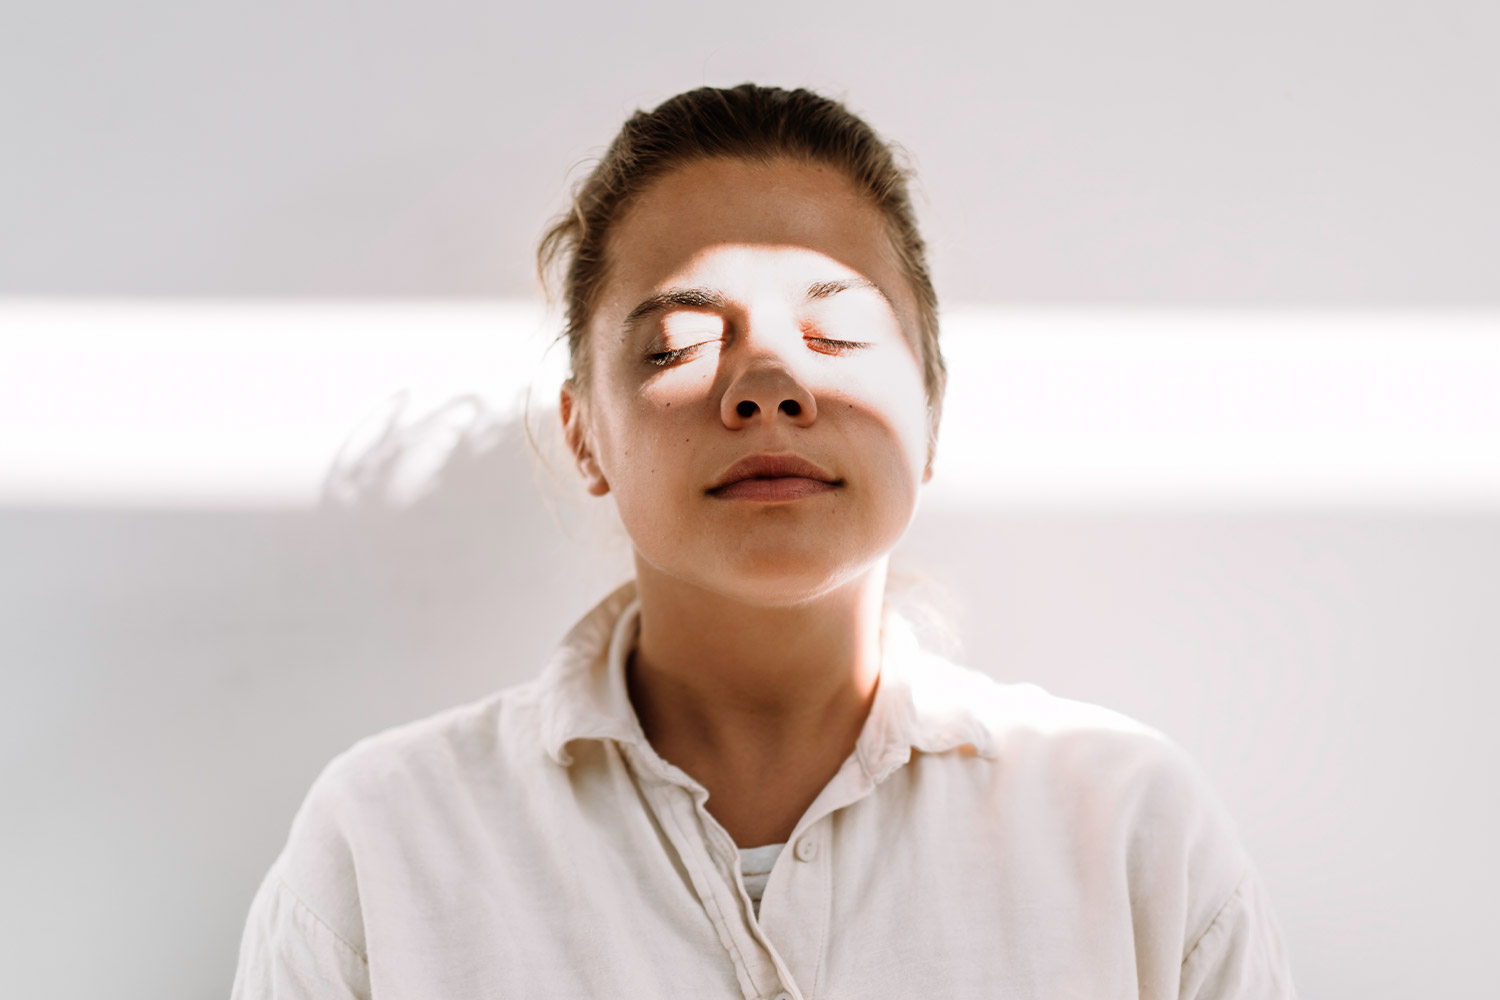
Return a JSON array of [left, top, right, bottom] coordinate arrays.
[[536, 580, 1001, 774]]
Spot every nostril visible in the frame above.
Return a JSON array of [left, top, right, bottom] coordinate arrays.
[[736, 400, 758, 419], [780, 399, 801, 417]]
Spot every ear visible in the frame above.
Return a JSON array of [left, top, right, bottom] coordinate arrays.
[[923, 417, 937, 484], [560, 381, 611, 497]]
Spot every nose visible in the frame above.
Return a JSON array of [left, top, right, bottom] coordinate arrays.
[[720, 355, 818, 430]]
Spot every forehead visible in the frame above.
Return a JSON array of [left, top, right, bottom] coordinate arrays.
[[596, 157, 913, 324]]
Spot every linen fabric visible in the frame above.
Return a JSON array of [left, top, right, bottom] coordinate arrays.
[[232, 581, 1297, 999]]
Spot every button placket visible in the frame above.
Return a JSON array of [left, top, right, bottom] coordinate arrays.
[[687, 795, 814, 996], [755, 822, 834, 998], [623, 748, 784, 1000]]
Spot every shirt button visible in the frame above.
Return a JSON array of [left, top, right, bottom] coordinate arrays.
[[794, 837, 817, 862], [772, 993, 794, 1000]]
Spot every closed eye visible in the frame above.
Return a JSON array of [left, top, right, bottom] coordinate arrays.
[[645, 342, 716, 367], [807, 337, 872, 355]]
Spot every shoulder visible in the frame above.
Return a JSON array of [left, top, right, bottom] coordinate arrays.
[[315, 679, 546, 798], [983, 674, 1204, 807], [266, 679, 549, 949], [911, 651, 1191, 794], [913, 653, 1252, 945]]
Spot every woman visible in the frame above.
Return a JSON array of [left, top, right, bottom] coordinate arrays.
[[233, 84, 1296, 998]]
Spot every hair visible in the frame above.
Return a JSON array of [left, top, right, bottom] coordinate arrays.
[[537, 83, 946, 437]]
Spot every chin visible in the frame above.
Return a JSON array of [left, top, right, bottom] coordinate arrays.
[[713, 572, 854, 608], [628, 509, 912, 608], [693, 543, 884, 608]]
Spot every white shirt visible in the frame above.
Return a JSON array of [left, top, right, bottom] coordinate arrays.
[[233, 582, 1296, 999]]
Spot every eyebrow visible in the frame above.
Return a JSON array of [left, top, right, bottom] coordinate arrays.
[[622, 287, 732, 328], [804, 277, 889, 305], [622, 277, 891, 330]]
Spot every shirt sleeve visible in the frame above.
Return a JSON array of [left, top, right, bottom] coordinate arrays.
[[230, 865, 371, 1000], [1178, 864, 1298, 1000]]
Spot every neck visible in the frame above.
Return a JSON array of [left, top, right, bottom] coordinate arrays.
[[626, 558, 886, 780]]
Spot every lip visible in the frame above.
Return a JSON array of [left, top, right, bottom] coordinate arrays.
[[707, 453, 842, 499]]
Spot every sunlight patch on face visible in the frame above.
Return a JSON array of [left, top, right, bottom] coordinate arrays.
[[2, 298, 1497, 512]]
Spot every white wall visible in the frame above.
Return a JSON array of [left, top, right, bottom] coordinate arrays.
[[1, 0, 1496, 304], [3, 303, 1498, 998], [3, 1, 1498, 996]]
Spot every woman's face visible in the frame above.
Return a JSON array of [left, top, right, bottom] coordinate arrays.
[[562, 156, 933, 606]]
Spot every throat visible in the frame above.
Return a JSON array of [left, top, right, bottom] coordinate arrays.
[[622, 556, 887, 845], [698, 752, 852, 849]]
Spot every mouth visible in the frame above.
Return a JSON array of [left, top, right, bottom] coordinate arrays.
[[707, 453, 843, 501]]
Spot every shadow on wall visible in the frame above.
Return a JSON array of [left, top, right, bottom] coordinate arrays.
[[0, 396, 634, 999], [3, 394, 1499, 1000]]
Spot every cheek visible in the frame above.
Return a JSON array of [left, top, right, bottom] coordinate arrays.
[[592, 380, 712, 490], [635, 369, 718, 441], [833, 360, 931, 471], [636, 366, 720, 412]]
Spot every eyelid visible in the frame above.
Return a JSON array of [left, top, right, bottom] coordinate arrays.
[[645, 331, 870, 366], [806, 336, 872, 353], [644, 311, 725, 359], [644, 340, 716, 367]]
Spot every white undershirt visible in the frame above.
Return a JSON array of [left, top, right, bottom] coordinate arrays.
[[737, 842, 786, 916]]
